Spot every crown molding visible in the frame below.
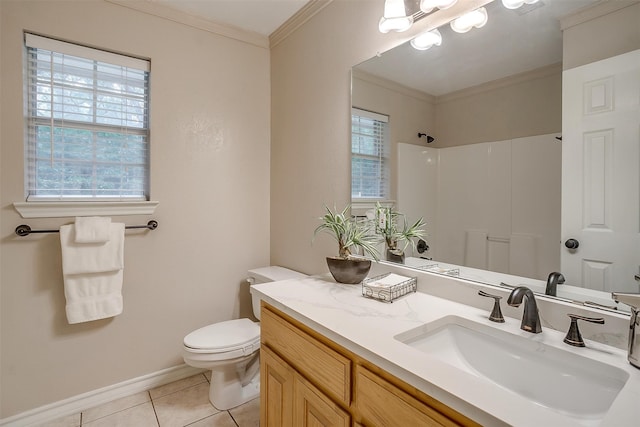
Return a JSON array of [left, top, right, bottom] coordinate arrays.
[[269, 0, 334, 49], [352, 69, 435, 103], [435, 62, 562, 104], [104, 0, 269, 49], [560, 0, 640, 31]]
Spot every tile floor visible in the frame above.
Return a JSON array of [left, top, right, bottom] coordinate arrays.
[[40, 373, 259, 427]]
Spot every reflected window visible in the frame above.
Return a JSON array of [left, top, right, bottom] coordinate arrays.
[[351, 108, 389, 200]]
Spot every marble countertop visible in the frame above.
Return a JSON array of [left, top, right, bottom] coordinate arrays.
[[251, 274, 640, 427]]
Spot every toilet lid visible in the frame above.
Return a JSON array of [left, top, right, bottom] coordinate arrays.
[[184, 318, 260, 353]]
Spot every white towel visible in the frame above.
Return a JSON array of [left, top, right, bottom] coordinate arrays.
[[367, 273, 411, 290], [64, 271, 123, 324], [60, 222, 125, 324], [60, 223, 124, 274], [74, 216, 112, 243]]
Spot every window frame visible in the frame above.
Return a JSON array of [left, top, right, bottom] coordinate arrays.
[[351, 107, 391, 203], [16, 33, 157, 218]]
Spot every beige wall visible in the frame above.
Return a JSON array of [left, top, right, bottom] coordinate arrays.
[[434, 65, 562, 147], [562, 1, 640, 70], [0, 0, 270, 417]]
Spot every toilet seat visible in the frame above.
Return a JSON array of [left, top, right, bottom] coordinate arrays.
[[183, 318, 260, 360]]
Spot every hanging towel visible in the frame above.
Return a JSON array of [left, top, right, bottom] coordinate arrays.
[[60, 223, 124, 274], [74, 216, 112, 243], [60, 222, 125, 324]]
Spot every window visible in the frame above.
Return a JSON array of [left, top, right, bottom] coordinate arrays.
[[351, 108, 389, 200], [24, 33, 150, 201]]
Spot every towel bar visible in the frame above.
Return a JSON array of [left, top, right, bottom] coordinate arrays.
[[15, 220, 158, 237]]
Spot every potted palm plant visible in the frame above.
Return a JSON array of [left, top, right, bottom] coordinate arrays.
[[375, 202, 426, 264], [313, 205, 381, 284]]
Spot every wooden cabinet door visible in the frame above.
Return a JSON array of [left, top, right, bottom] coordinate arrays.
[[261, 346, 294, 427], [355, 365, 466, 427], [294, 374, 350, 427]]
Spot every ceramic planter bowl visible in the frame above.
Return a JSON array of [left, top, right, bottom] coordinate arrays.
[[326, 257, 371, 284]]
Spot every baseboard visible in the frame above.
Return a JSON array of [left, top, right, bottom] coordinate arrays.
[[0, 364, 205, 427]]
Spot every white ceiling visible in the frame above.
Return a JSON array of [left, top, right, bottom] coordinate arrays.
[[154, 0, 309, 36], [355, 0, 598, 96]]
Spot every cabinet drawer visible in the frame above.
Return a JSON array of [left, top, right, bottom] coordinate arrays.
[[261, 305, 351, 405], [355, 365, 466, 427]]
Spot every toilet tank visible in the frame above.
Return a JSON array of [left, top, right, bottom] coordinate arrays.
[[248, 266, 307, 319]]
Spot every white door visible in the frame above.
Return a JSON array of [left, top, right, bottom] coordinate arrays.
[[562, 49, 640, 293]]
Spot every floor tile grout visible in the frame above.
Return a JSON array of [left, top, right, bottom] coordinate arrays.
[[65, 373, 258, 427]]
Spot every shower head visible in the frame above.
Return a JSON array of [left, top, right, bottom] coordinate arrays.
[[418, 133, 434, 143]]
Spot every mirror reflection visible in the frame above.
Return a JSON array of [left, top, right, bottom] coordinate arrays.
[[351, 0, 640, 312]]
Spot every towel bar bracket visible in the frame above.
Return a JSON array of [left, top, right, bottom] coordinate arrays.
[[15, 220, 158, 237]]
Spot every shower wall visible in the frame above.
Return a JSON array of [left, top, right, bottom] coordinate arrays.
[[397, 134, 561, 280]]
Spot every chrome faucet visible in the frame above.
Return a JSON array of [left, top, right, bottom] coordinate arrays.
[[507, 286, 542, 333], [611, 292, 640, 369], [545, 272, 565, 297]]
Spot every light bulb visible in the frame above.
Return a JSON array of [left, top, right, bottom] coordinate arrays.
[[379, 16, 414, 33], [410, 29, 442, 51], [379, 0, 413, 33], [450, 7, 488, 33]]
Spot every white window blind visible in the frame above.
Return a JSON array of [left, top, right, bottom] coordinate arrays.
[[24, 33, 150, 201], [351, 108, 390, 200]]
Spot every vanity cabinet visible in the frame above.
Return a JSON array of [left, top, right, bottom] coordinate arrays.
[[260, 303, 480, 427]]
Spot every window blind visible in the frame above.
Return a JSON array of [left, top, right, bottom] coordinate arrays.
[[24, 33, 150, 201], [351, 108, 390, 200]]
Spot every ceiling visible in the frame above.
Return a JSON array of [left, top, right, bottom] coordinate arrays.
[[153, 0, 310, 36], [355, 0, 598, 96]]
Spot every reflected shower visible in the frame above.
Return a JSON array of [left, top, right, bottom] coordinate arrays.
[[418, 132, 434, 143]]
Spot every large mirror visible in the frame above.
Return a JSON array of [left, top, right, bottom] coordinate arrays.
[[352, 0, 640, 312]]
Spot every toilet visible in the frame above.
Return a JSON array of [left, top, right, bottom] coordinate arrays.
[[182, 266, 307, 410]]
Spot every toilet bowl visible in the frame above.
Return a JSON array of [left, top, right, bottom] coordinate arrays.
[[182, 266, 307, 410]]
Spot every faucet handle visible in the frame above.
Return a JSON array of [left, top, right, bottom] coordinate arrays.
[[478, 290, 505, 323], [563, 314, 605, 347]]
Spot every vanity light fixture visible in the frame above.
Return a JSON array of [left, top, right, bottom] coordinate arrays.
[[450, 7, 488, 33], [410, 29, 442, 51], [419, 0, 458, 14], [378, 0, 414, 33], [501, 0, 540, 10]]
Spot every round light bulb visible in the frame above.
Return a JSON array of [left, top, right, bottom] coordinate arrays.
[[450, 7, 488, 33], [410, 29, 442, 51]]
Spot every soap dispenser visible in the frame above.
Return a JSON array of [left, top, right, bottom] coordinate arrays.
[[611, 292, 640, 369]]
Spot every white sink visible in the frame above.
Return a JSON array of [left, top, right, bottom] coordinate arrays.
[[395, 316, 629, 422]]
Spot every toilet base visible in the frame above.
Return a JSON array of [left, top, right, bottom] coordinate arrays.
[[207, 352, 260, 410], [209, 369, 260, 410]]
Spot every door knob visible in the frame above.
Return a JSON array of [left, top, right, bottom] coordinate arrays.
[[565, 238, 580, 249]]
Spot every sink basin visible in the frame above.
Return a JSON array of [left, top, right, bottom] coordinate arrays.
[[395, 316, 629, 421]]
